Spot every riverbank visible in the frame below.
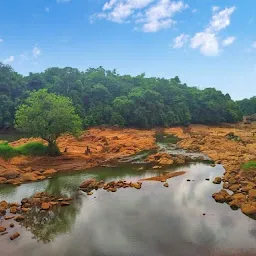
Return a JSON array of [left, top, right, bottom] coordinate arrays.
[[165, 123, 256, 217], [0, 128, 156, 185]]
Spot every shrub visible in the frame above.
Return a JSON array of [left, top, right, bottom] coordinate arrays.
[[0, 142, 48, 159]]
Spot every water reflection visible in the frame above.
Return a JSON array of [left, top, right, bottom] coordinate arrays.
[[0, 163, 255, 256]]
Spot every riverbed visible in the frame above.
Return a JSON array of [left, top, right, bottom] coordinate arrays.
[[0, 133, 255, 256]]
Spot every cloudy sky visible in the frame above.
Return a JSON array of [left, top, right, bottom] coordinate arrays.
[[0, 0, 255, 99]]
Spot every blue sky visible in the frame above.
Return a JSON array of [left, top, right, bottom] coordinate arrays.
[[0, 0, 255, 100]]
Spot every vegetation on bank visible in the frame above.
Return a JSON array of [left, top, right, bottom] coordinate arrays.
[[1, 63, 252, 131], [237, 97, 256, 116], [0, 141, 48, 159], [242, 161, 256, 170]]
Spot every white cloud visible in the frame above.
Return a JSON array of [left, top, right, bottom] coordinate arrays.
[[172, 33, 189, 48], [56, 0, 71, 3], [212, 6, 219, 12], [191, 32, 219, 56], [92, 0, 189, 32], [252, 41, 256, 48], [33, 45, 41, 58], [0, 39, 3, 43], [190, 6, 236, 56], [192, 9, 197, 13], [3, 56, 14, 64], [222, 36, 235, 46], [45, 7, 50, 13], [142, 0, 188, 32]]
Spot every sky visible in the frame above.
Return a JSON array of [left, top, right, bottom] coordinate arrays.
[[0, 0, 255, 100]]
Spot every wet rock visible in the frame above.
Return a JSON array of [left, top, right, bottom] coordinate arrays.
[[131, 182, 141, 189], [1, 232, 8, 236], [10, 232, 20, 240], [4, 215, 14, 220], [0, 226, 6, 232], [223, 182, 229, 189], [205, 178, 210, 181], [10, 223, 14, 228], [241, 202, 256, 216], [20, 173, 38, 182], [212, 189, 230, 203], [80, 178, 97, 190], [0, 177, 7, 183], [229, 200, 241, 210], [0, 200, 8, 209], [10, 206, 17, 214], [163, 183, 169, 187], [87, 192, 93, 195], [41, 202, 50, 210], [21, 208, 31, 212], [61, 202, 71, 206], [14, 215, 25, 222], [213, 177, 221, 184], [21, 198, 29, 205]]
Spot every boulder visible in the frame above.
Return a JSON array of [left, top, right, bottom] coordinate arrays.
[[229, 184, 240, 192], [10, 232, 20, 240], [213, 177, 221, 184], [41, 202, 50, 210], [248, 189, 256, 199], [241, 202, 256, 216], [0, 226, 6, 232], [0, 170, 20, 179], [80, 178, 97, 190], [10, 206, 17, 214], [42, 169, 57, 176], [0, 200, 8, 209], [14, 215, 25, 222]]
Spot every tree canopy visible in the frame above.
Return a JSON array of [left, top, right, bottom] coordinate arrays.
[[0, 63, 253, 131], [15, 89, 82, 155]]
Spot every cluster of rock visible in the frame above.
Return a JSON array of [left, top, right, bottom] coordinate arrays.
[[79, 178, 142, 194], [0, 168, 57, 185], [146, 152, 187, 166], [212, 170, 256, 216], [0, 192, 72, 240]]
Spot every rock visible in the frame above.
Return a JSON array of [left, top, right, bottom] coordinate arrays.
[[0, 170, 20, 179], [10, 223, 14, 228], [229, 200, 240, 210], [87, 192, 93, 195], [61, 202, 71, 206], [241, 202, 256, 216], [10, 232, 20, 240], [231, 193, 247, 201], [131, 182, 141, 189], [4, 215, 14, 220], [50, 202, 58, 205], [41, 202, 50, 210], [21, 198, 29, 204], [0, 177, 7, 183], [211, 164, 216, 167], [205, 178, 210, 181], [10, 206, 17, 214], [248, 189, 256, 199], [187, 179, 191, 182], [152, 166, 162, 169], [10, 203, 19, 207], [80, 178, 97, 189], [223, 182, 229, 189], [229, 184, 240, 192], [212, 189, 230, 203], [20, 173, 38, 182], [0, 200, 8, 209], [1, 232, 8, 236], [164, 183, 169, 187], [14, 215, 25, 222], [0, 226, 6, 232], [43, 169, 57, 176], [213, 177, 221, 184], [21, 208, 31, 212]]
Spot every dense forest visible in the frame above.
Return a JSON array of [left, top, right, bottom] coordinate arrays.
[[0, 63, 254, 130]]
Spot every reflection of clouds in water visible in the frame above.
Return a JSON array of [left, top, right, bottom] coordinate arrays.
[[1, 163, 256, 256]]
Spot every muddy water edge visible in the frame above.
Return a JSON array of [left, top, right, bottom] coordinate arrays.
[[0, 131, 255, 256]]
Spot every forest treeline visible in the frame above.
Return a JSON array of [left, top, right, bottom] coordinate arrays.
[[0, 63, 255, 129]]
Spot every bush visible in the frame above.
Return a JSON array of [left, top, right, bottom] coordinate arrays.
[[242, 161, 256, 170], [0, 142, 48, 159]]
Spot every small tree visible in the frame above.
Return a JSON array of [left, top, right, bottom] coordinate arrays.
[[15, 89, 82, 156]]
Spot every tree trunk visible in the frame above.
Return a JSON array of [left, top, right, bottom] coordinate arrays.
[[48, 141, 61, 156]]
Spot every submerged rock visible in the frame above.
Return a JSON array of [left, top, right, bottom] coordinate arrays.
[[213, 177, 222, 184], [10, 232, 20, 240]]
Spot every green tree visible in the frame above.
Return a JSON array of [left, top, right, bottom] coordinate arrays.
[[15, 89, 82, 156]]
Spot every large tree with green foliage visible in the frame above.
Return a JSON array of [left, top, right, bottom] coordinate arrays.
[[15, 89, 82, 156]]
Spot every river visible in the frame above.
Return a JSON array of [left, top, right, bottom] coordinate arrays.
[[0, 133, 255, 256]]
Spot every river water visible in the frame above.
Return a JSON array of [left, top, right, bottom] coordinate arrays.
[[0, 134, 255, 256]]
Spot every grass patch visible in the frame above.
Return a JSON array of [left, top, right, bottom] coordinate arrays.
[[155, 133, 180, 144], [0, 142, 48, 159], [242, 161, 256, 170]]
